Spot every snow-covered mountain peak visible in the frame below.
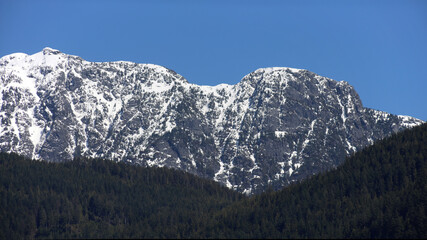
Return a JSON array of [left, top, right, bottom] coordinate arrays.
[[42, 47, 62, 55], [239, 67, 310, 87], [256, 67, 305, 73], [0, 47, 69, 71]]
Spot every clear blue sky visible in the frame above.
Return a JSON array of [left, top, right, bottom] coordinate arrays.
[[1, 0, 426, 120]]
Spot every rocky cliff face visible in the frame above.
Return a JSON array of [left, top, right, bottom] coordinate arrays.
[[0, 48, 423, 194]]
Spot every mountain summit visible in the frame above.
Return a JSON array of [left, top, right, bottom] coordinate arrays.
[[0, 48, 423, 194]]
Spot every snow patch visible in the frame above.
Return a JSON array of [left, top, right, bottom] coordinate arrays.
[[275, 130, 287, 138], [398, 115, 424, 128]]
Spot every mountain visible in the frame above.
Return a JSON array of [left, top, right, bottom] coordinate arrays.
[[0, 47, 423, 193]]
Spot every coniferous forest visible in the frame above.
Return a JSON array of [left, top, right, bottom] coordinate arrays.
[[1, 123, 426, 239]]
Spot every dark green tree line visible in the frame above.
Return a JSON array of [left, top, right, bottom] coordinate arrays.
[[1, 123, 426, 239]]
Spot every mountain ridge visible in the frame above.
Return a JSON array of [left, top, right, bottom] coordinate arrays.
[[0, 47, 423, 193]]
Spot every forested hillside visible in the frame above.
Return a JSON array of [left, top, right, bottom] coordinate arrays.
[[1, 123, 426, 239], [0, 154, 243, 239]]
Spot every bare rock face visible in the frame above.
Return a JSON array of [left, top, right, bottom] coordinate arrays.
[[0, 48, 423, 194]]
